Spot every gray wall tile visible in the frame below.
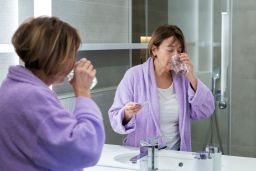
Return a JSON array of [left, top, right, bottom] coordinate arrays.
[[59, 89, 123, 145], [53, 50, 130, 94], [52, 0, 130, 43], [231, 0, 256, 157], [231, 145, 256, 157]]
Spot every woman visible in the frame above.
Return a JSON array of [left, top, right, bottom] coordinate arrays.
[[108, 24, 214, 151], [0, 16, 105, 171]]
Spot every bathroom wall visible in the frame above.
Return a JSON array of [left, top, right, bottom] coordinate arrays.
[[57, 49, 130, 145], [52, 0, 130, 43], [230, 0, 256, 157], [52, 0, 131, 145]]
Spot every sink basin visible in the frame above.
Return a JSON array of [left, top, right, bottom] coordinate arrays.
[[114, 153, 139, 164], [114, 151, 195, 171]]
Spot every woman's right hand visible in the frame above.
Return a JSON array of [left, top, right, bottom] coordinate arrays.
[[70, 58, 96, 98], [123, 102, 142, 125]]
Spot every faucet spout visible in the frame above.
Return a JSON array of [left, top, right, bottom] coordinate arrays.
[[139, 137, 159, 171]]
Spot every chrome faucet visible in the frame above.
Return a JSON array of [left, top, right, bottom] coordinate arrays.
[[129, 137, 160, 170], [139, 137, 159, 171]]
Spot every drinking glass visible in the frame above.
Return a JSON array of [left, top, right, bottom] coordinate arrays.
[[170, 54, 188, 75], [67, 70, 97, 89]]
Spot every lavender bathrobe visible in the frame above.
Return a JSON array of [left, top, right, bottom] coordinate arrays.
[[0, 65, 105, 171], [108, 58, 215, 151]]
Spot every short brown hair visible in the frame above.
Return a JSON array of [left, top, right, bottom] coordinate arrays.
[[148, 24, 186, 57], [12, 16, 81, 76]]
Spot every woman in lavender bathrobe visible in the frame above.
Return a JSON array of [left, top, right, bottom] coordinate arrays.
[[0, 17, 105, 171], [108, 24, 215, 151]]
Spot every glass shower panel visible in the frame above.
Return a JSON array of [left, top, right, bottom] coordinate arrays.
[[198, 0, 213, 73], [215, 2, 230, 155], [197, 0, 213, 90], [168, 0, 198, 71], [167, 0, 213, 88], [159, 0, 216, 152]]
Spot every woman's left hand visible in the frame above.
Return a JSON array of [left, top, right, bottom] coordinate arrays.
[[179, 53, 198, 91]]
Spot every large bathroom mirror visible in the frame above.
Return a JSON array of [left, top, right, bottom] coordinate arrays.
[[0, 0, 255, 159]]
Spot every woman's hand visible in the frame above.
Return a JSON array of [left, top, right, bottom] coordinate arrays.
[[70, 58, 96, 98], [179, 53, 198, 91], [123, 102, 142, 125]]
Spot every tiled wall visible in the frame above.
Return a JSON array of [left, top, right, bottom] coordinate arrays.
[[52, 0, 130, 43], [53, 50, 130, 94], [51, 0, 132, 145], [55, 49, 130, 145], [231, 0, 256, 157], [52, 0, 132, 144], [59, 88, 124, 145]]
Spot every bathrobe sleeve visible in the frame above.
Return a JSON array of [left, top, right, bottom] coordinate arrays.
[[26, 90, 105, 171], [108, 69, 136, 134], [187, 79, 215, 120]]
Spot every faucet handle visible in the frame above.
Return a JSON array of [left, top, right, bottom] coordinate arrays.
[[194, 152, 213, 171], [205, 145, 221, 154], [205, 145, 222, 171], [194, 151, 211, 160], [140, 136, 159, 146], [139, 136, 159, 154], [129, 137, 158, 164]]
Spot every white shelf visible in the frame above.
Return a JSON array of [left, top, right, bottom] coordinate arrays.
[[79, 43, 148, 51], [57, 86, 117, 100], [198, 42, 221, 47], [0, 43, 148, 53], [187, 42, 196, 46], [187, 41, 220, 47]]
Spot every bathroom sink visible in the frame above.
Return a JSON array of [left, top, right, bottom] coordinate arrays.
[[114, 153, 138, 164], [114, 151, 195, 171], [84, 144, 256, 171]]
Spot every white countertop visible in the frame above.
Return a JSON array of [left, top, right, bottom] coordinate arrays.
[[85, 144, 256, 171]]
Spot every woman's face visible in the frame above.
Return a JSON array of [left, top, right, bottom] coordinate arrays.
[[152, 36, 182, 71]]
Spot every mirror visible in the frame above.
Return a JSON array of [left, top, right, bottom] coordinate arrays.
[[1, 0, 256, 160]]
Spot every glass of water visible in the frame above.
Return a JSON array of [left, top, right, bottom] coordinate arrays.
[[170, 54, 188, 75], [67, 70, 97, 89]]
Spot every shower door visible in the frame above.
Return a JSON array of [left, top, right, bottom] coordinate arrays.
[[166, 0, 234, 155]]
